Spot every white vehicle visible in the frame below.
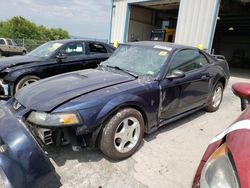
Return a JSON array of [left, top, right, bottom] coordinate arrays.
[[0, 38, 27, 57]]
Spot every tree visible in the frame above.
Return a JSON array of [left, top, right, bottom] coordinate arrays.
[[0, 16, 69, 40]]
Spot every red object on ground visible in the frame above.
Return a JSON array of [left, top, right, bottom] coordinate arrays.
[[232, 82, 250, 98]]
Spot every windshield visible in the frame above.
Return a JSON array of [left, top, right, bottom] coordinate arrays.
[[28, 41, 63, 58], [101, 45, 169, 77]]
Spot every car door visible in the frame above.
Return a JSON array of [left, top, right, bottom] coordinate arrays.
[[12, 40, 22, 54], [6, 39, 16, 55], [159, 49, 211, 119], [56, 41, 89, 73], [85, 42, 112, 68]]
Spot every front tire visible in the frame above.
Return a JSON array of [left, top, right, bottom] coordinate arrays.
[[205, 82, 224, 112], [15, 75, 40, 93], [99, 108, 144, 160]]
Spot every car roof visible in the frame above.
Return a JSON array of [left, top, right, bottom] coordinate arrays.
[[125, 41, 198, 51], [0, 38, 11, 40], [51, 39, 108, 45]]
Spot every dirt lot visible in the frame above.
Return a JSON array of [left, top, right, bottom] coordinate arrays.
[[37, 74, 250, 188]]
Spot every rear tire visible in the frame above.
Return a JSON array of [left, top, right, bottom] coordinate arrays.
[[205, 82, 224, 112], [99, 108, 144, 160], [15, 75, 40, 93], [22, 51, 26, 55]]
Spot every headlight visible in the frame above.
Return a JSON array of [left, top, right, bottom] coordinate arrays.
[[200, 143, 240, 188], [27, 111, 80, 126]]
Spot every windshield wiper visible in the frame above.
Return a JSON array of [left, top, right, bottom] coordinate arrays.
[[106, 65, 138, 78]]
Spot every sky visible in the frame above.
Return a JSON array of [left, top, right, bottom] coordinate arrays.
[[0, 0, 112, 40]]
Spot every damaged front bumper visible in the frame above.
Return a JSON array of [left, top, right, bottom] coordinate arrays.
[[0, 104, 61, 188]]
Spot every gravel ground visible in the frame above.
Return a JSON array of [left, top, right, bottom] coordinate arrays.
[[45, 75, 250, 188]]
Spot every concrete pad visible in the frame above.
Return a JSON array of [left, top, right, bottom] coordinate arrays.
[[48, 76, 250, 188]]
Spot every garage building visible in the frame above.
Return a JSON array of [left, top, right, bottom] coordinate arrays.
[[109, 0, 250, 70]]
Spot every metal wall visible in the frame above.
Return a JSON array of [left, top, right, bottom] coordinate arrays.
[[175, 0, 220, 51], [110, 0, 129, 43], [111, 0, 220, 51]]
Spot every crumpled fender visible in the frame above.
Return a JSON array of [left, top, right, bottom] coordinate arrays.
[[0, 104, 60, 188]]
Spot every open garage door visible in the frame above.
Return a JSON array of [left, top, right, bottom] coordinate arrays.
[[212, 0, 250, 75], [128, 0, 180, 42]]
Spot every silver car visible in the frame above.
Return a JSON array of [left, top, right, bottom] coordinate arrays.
[[0, 38, 27, 57]]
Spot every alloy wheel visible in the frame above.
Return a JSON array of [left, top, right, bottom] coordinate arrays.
[[21, 78, 38, 88], [114, 117, 141, 153], [212, 86, 223, 108]]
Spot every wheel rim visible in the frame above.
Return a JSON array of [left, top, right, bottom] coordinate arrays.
[[21, 79, 38, 88], [114, 117, 141, 153], [212, 86, 222, 108]]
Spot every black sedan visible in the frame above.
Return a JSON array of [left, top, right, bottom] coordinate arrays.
[[0, 41, 230, 187], [0, 39, 114, 98]]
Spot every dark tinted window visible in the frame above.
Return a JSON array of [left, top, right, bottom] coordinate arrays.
[[0, 39, 5, 45], [7, 40, 13, 46], [89, 43, 107, 54], [169, 50, 208, 73], [61, 42, 85, 56], [199, 53, 210, 66]]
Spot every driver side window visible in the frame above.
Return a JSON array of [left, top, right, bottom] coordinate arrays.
[[169, 50, 208, 73], [60, 42, 85, 56]]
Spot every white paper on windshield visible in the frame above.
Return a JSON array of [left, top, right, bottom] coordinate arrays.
[[48, 43, 63, 52], [154, 45, 172, 51]]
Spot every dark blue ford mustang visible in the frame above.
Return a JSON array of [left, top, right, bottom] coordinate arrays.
[[0, 41, 229, 187]]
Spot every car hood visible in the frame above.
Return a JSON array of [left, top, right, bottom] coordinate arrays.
[[15, 69, 135, 112], [0, 55, 43, 71]]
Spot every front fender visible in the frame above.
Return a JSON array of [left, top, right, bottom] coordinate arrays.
[[4, 68, 38, 83], [96, 94, 150, 125], [78, 93, 157, 130], [0, 104, 61, 188]]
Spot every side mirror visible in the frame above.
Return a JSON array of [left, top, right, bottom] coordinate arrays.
[[166, 70, 185, 79], [56, 53, 67, 60]]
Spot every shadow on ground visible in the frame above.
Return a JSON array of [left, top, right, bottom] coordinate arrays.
[[47, 109, 206, 167], [47, 146, 104, 166], [230, 68, 250, 80], [144, 110, 206, 142]]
